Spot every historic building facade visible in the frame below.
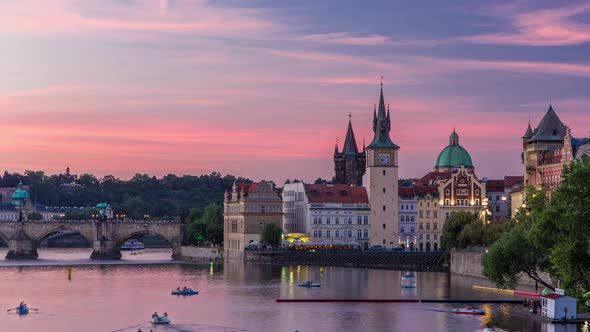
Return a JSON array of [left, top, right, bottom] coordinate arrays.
[[282, 183, 371, 246], [415, 185, 440, 252], [398, 186, 417, 251], [334, 116, 366, 186], [223, 181, 282, 261], [522, 105, 589, 193], [365, 85, 400, 247]]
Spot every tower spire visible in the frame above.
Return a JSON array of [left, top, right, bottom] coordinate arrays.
[[342, 113, 359, 154], [368, 82, 398, 149]]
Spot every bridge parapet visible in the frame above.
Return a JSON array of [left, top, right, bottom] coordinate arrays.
[[0, 219, 183, 260]]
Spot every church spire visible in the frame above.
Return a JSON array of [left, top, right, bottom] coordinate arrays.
[[367, 82, 398, 149], [342, 113, 359, 154], [522, 122, 533, 139]]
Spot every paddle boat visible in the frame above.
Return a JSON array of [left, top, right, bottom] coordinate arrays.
[[451, 307, 485, 315], [8, 302, 32, 315], [171, 287, 198, 296], [401, 274, 417, 288], [121, 239, 145, 250], [151, 313, 170, 324], [298, 281, 321, 288]]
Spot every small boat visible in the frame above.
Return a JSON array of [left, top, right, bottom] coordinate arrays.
[[401, 274, 416, 288], [298, 282, 321, 288], [16, 307, 29, 315], [171, 288, 198, 296], [452, 307, 485, 315], [121, 240, 145, 250], [152, 316, 170, 324]]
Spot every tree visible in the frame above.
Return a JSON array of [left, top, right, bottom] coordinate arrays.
[[182, 204, 223, 245], [483, 225, 554, 290], [260, 223, 282, 247], [27, 212, 43, 221], [441, 211, 474, 250]]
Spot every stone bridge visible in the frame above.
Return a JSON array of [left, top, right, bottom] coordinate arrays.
[[0, 220, 183, 260]]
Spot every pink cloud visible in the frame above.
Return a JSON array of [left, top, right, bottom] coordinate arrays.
[[462, 3, 590, 46], [298, 33, 390, 46]]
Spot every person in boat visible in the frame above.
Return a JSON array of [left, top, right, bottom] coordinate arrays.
[[164, 312, 168, 317], [18, 301, 27, 311], [177, 287, 181, 291], [152, 312, 159, 319]]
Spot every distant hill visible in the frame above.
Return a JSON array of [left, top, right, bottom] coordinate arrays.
[[2, 170, 251, 219]]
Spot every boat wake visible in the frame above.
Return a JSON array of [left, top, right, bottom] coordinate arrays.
[[113, 323, 249, 332]]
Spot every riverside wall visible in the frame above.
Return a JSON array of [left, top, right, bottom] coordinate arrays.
[[243, 250, 450, 272], [179, 246, 223, 262], [450, 250, 551, 288]]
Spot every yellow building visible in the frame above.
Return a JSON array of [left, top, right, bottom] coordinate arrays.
[[414, 186, 440, 251], [223, 181, 282, 262]]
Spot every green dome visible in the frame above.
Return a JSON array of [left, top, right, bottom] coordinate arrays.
[[435, 145, 473, 167], [11, 182, 30, 201], [96, 203, 110, 209], [435, 130, 473, 168]]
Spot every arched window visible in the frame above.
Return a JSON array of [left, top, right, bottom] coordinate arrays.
[[410, 216, 415, 222], [335, 217, 339, 224]]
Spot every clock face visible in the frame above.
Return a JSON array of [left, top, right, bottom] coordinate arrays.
[[378, 154, 390, 166]]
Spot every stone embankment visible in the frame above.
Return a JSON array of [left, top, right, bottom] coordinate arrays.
[[244, 250, 449, 272], [450, 250, 551, 288], [179, 246, 223, 262]]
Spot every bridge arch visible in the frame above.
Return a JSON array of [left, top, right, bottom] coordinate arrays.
[[115, 230, 176, 248], [33, 225, 94, 247], [0, 230, 10, 246]]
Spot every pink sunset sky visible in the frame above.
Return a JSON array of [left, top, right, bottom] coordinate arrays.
[[1, 0, 590, 183]]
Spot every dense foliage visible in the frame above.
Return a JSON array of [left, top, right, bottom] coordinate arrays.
[[483, 157, 590, 294], [260, 223, 282, 247], [3, 170, 250, 219], [183, 203, 224, 245], [441, 211, 511, 250]]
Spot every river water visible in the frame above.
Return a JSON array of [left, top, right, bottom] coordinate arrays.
[[0, 248, 583, 332]]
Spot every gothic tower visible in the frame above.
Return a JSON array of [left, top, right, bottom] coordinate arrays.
[[365, 83, 399, 247], [334, 115, 366, 186]]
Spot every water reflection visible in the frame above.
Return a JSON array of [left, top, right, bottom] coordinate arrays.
[[0, 250, 585, 331]]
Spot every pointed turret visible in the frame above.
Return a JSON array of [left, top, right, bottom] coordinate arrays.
[[342, 115, 359, 154], [367, 84, 398, 149], [529, 104, 566, 142], [386, 104, 391, 131], [522, 122, 533, 139], [334, 139, 339, 154], [372, 104, 377, 132]]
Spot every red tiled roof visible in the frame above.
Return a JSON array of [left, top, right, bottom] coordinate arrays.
[[416, 171, 450, 186], [504, 176, 524, 188], [398, 187, 415, 199], [304, 184, 368, 204], [414, 185, 439, 197], [543, 293, 564, 300], [486, 179, 505, 192]]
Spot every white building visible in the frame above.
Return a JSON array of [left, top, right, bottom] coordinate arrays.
[[541, 294, 577, 320], [398, 186, 417, 250], [282, 183, 371, 246]]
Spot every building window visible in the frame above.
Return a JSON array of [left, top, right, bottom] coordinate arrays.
[[364, 216, 369, 224], [419, 211, 423, 218], [419, 223, 423, 230], [426, 234, 430, 240], [427, 202, 430, 207], [383, 188, 386, 193], [335, 230, 339, 238], [434, 223, 438, 230], [433, 211, 438, 218], [434, 234, 438, 240], [326, 217, 331, 225], [475, 189, 479, 195], [318, 217, 322, 224], [357, 229, 362, 239], [383, 170, 386, 176], [411, 216, 414, 222], [313, 230, 317, 237], [348, 230, 352, 238], [496, 195, 500, 201], [357, 216, 362, 224], [445, 189, 450, 195], [496, 205, 500, 212], [426, 223, 430, 230], [411, 227, 414, 233], [419, 234, 423, 240], [383, 205, 386, 211], [313, 217, 317, 224], [445, 199, 450, 206], [326, 230, 331, 238], [335, 217, 339, 224], [426, 211, 431, 218], [317, 230, 322, 237], [364, 229, 368, 238], [383, 223, 386, 229], [401, 227, 405, 233]]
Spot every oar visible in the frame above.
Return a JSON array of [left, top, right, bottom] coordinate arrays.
[[7, 308, 18, 311], [28, 308, 39, 311]]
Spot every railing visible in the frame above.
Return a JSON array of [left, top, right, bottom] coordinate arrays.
[[0, 219, 180, 224]]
